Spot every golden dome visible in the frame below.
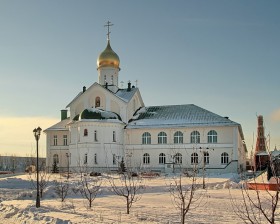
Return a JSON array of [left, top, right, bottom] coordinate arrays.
[[97, 40, 120, 70]]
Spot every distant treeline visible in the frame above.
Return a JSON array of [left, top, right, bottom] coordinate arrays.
[[0, 155, 45, 172]]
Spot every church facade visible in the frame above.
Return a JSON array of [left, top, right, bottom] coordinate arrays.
[[44, 27, 247, 174]]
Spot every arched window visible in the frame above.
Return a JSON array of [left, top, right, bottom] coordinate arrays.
[[208, 130, 217, 143], [190, 131, 200, 143], [95, 97, 100, 107], [84, 153, 88, 164], [143, 153, 150, 164], [204, 152, 209, 164], [142, 132, 151, 144], [158, 132, 167, 144], [221, 152, 229, 164], [84, 129, 88, 136], [174, 131, 183, 144], [174, 153, 182, 164], [53, 154, 59, 164], [191, 153, 198, 164], [159, 153, 166, 164]]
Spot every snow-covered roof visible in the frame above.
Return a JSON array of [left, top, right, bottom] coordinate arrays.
[[44, 118, 70, 132], [256, 151, 269, 156], [79, 108, 122, 121], [271, 149, 280, 157], [115, 87, 138, 102], [126, 104, 240, 129], [66, 83, 138, 108]]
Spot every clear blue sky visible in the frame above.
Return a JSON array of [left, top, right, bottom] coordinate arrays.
[[0, 0, 279, 156]]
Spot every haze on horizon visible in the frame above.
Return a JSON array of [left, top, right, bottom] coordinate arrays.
[[0, 0, 279, 157]]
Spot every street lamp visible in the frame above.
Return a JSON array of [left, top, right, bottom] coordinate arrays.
[[33, 126, 42, 208], [199, 147, 209, 189], [66, 153, 70, 179]]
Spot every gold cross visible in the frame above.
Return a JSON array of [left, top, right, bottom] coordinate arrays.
[[104, 21, 114, 40]]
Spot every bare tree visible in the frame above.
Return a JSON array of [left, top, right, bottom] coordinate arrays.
[[71, 159, 102, 208], [54, 175, 70, 202], [230, 155, 280, 224], [109, 170, 144, 214], [169, 168, 207, 224], [75, 174, 102, 208]]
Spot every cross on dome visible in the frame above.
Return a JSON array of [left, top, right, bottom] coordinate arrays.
[[104, 21, 114, 40]]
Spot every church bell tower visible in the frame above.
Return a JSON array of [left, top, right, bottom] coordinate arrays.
[[254, 115, 269, 171]]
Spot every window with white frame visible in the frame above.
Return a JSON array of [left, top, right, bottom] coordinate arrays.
[[174, 153, 182, 164], [53, 154, 59, 164], [53, 135, 57, 146], [142, 132, 151, 144], [159, 153, 166, 164], [113, 154, 116, 165], [84, 129, 88, 137], [94, 130, 97, 141], [84, 153, 88, 164], [221, 152, 229, 164], [113, 131, 116, 142], [94, 153, 98, 164], [191, 153, 198, 164], [204, 152, 209, 164], [190, 131, 200, 143], [95, 97, 100, 107], [174, 131, 183, 144], [63, 135, 67, 146], [143, 153, 150, 164], [158, 131, 167, 144], [208, 130, 217, 143]]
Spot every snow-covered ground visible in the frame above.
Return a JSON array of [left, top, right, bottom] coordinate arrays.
[[0, 173, 278, 224]]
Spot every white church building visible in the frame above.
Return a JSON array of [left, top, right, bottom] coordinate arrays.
[[44, 23, 247, 174]]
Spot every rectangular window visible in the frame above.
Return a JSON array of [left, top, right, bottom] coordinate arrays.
[[94, 130, 98, 142], [53, 135, 57, 146], [113, 131, 116, 142], [113, 154, 116, 165], [84, 153, 88, 164], [94, 153, 98, 164], [63, 135, 67, 146]]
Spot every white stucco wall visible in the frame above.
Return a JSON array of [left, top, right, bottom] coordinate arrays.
[[125, 125, 244, 173], [68, 120, 125, 169], [45, 129, 69, 170]]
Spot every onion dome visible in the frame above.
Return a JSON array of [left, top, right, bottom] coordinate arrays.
[[79, 108, 122, 121], [97, 40, 120, 70]]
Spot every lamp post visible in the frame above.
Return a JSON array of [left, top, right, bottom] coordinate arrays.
[[199, 147, 209, 189], [33, 126, 42, 208], [66, 153, 70, 179]]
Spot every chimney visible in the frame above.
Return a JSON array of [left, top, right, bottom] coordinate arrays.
[[127, 81, 131, 92], [61, 110, 68, 121], [83, 86, 86, 93]]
